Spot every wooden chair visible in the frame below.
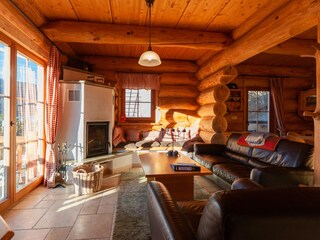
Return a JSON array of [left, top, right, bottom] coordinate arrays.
[[0, 216, 14, 240]]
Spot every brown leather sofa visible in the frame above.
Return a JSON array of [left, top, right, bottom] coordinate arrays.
[[193, 133, 314, 189], [147, 181, 320, 240]]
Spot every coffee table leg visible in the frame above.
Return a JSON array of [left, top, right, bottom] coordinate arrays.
[[153, 175, 194, 201]]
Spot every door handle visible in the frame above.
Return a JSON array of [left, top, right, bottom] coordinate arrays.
[[10, 121, 15, 126]]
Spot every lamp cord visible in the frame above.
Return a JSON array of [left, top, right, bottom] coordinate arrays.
[[148, 2, 152, 51]]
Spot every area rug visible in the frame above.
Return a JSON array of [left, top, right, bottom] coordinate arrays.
[[112, 168, 211, 240]]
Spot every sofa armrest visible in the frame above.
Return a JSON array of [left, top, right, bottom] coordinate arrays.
[[231, 178, 263, 190], [250, 167, 314, 187], [147, 181, 196, 240], [194, 143, 225, 155]]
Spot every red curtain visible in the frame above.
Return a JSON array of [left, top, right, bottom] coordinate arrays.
[[117, 73, 160, 90], [44, 46, 61, 186], [270, 77, 286, 136]]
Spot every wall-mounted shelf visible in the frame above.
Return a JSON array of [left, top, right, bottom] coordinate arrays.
[[226, 89, 243, 111], [298, 89, 316, 120]]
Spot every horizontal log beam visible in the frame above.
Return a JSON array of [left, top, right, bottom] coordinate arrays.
[[82, 56, 199, 73], [159, 98, 199, 110], [196, 0, 320, 80], [237, 64, 314, 78], [160, 73, 198, 85], [197, 66, 238, 91], [41, 20, 231, 50], [159, 85, 199, 98], [265, 39, 317, 56]]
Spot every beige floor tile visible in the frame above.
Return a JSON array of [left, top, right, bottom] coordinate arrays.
[[44, 227, 71, 240], [67, 214, 113, 240], [4, 209, 47, 229], [97, 204, 115, 214], [13, 194, 45, 209], [34, 202, 83, 228], [80, 198, 101, 215], [13, 229, 50, 240], [34, 200, 55, 209]]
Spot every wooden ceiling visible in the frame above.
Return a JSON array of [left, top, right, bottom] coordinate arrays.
[[10, 0, 317, 68]]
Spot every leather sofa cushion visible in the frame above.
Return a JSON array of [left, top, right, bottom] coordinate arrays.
[[193, 154, 240, 170], [177, 200, 208, 235], [251, 139, 313, 168], [224, 133, 252, 157], [248, 158, 270, 168], [212, 164, 252, 184], [221, 150, 250, 164]]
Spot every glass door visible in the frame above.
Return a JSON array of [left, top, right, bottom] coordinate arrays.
[[0, 42, 10, 202], [16, 52, 44, 192]]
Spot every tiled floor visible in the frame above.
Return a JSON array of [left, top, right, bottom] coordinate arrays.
[[2, 169, 220, 240]]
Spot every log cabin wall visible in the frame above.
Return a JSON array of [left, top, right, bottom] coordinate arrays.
[[196, 66, 238, 143], [96, 71, 201, 134], [226, 64, 315, 134], [158, 73, 200, 129]]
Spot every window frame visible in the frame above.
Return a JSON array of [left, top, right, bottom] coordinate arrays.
[[0, 32, 46, 211], [120, 89, 156, 123], [245, 87, 274, 133]]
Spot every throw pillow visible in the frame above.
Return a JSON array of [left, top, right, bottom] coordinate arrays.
[[112, 126, 126, 147], [142, 130, 163, 141], [126, 129, 141, 142]]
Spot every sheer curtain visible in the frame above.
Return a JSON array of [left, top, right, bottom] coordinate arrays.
[[117, 73, 160, 90], [44, 46, 61, 186], [270, 77, 286, 136], [16, 54, 44, 188]]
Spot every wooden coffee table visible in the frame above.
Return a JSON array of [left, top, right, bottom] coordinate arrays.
[[139, 152, 212, 200]]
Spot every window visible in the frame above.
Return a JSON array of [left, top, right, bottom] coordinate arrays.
[[247, 90, 270, 132], [122, 89, 155, 122]]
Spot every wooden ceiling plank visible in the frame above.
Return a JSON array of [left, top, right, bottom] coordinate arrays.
[[82, 56, 199, 73], [151, 0, 190, 28], [196, 0, 320, 80], [110, 0, 146, 26], [33, 0, 78, 20], [69, 0, 112, 23], [206, 0, 270, 33], [0, 0, 50, 59], [177, 0, 229, 30], [11, 0, 47, 27], [232, 0, 290, 40], [265, 39, 317, 56], [41, 20, 231, 50]]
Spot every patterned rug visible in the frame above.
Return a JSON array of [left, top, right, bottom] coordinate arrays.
[[112, 168, 210, 240]]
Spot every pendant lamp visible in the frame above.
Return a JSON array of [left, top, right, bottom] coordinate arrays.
[[138, 0, 161, 67]]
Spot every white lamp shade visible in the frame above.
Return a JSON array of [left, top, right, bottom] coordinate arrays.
[[138, 50, 161, 67]]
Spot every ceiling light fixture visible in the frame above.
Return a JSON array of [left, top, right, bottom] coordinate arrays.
[[138, 0, 161, 67]]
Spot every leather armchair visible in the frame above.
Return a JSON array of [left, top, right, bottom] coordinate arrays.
[[148, 181, 320, 240]]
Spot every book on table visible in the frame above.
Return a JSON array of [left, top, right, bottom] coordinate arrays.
[[170, 163, 201, 171]]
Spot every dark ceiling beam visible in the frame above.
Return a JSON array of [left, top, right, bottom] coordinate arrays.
[[82, 56, 199, 73]]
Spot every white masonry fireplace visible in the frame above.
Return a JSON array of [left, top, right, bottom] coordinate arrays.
[[56, 67, 114, 162]]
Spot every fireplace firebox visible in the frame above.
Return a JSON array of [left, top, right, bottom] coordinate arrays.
[[86, 121, 109, 158]]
